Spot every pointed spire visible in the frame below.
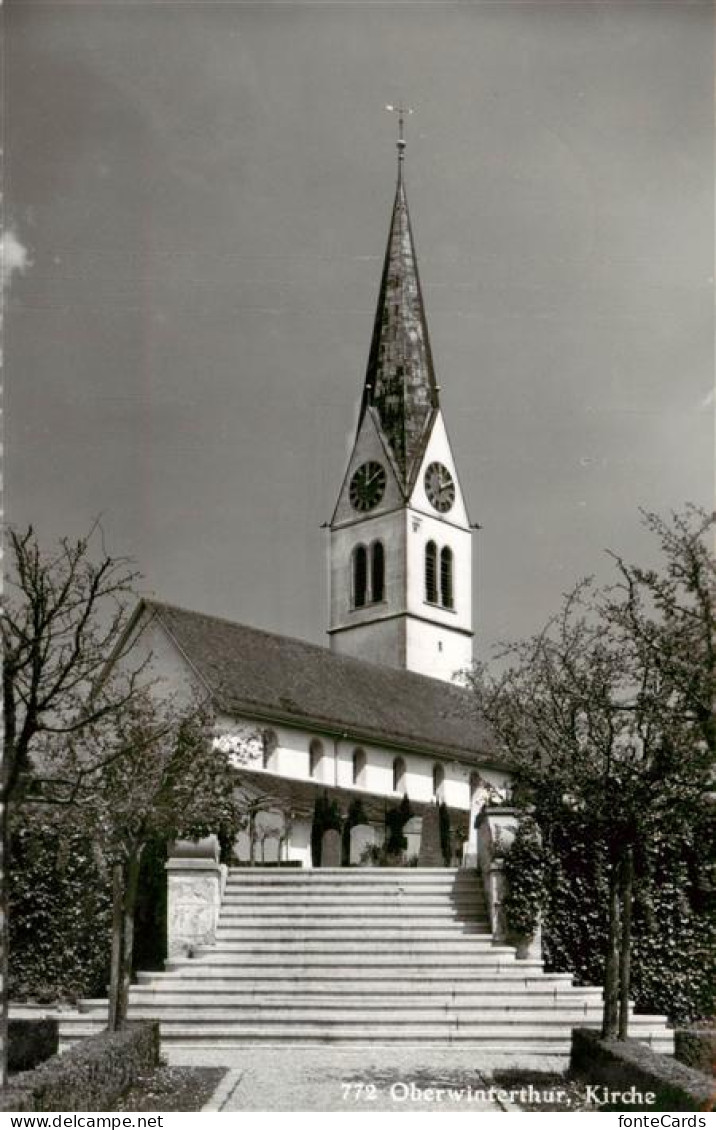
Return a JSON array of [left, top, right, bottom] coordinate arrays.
[[360, 118, 439, 488]]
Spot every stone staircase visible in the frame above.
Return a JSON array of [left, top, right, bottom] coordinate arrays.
[[59, 868, 673, 1061]]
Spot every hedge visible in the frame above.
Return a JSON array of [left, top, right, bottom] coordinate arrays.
[[506, 807, 716, 1025], [9, 1018, 59, 1073], [571, 1027, 715, 1113], [2, 1022, 160, 1112], [674, 1028, 716, 1079]]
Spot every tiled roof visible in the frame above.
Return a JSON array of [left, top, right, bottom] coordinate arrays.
[[359, 166, 439, 488], [144, 601, 498, 767]]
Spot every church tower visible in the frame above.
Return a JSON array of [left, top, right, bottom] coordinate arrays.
[[328, 123, 474, 683]]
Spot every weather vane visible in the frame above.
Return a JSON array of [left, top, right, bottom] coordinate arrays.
[[385, 102, 414, 159]]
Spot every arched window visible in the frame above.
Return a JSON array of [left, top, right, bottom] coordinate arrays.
[[309, 738, 323, 780], [371, 541, 385, 603], [392, 757, 406, 794], [352, 747, 367, 787], [425, 541, 438, 604], [440, 546, 454, 609], [353, 545, 368, 608], [432, 763, 445, 798], [262, 729, 278, 771]]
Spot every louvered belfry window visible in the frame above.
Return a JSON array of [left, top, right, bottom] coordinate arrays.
[[425, 541, 438, 603], [371, 541, 385, 603], [440, 546, 454, 609], [353, 545, 368, 608]]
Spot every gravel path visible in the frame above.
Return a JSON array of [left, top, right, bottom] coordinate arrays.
[[168, 1047, 565, 1112]]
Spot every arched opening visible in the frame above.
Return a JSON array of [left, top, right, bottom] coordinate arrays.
[[353, 545, 368, 608], [371, 540, 385, 603], [440, 546, 454, 609], [309, 738, 323, 780], [262, 729, 278, 771], [425, 541, 438, 604], [432, 762, 445, 799], [352, 747, 367, 787], [392, 756, 406, 794]]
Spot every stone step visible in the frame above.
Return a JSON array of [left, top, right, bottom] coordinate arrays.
[[225, 868, 463, 881], [125, 988, 606, 1006], [154, 964, 566, 982], [220, 897, 487, 910], [56, 1015, 671, 1045], [165, 950, 542, 969], [77, 1005, 649, 1026], [205, 941, 506, 956], [212, 926, 491, 940], [216, 904, 485, 916]]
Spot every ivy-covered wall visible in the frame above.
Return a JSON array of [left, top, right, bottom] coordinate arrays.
[[504, 811, 715, 1026], [9, 825, 169, 1001], [9, 824, 112, 1003]]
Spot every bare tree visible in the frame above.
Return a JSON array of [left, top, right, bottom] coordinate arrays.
[[1, 525, 143, 1082], [472, 508, 714, 1039], [47, 690, 246, 1028]]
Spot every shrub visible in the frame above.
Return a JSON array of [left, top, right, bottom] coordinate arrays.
[[310, 793, 343, 866], [385, 795, 412, 857], [342, 798, 369, 865], [507, 806, 716, 1025], [503, 816, 545, 939], [571, 1028, 714, 1112], [6, 1021, 160, 1112], [438, 802, 451, 866], [9, 1019, 58, 1074], [131, 837, 168, 973], [9, 821, 112, 1003]]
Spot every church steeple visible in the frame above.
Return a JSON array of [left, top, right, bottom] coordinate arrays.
[[359, 141, 438, 490], [328, 127, 474, 684]]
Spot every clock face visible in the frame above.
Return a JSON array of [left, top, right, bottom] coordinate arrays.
[[349, 461, 386, 512], [425, 462, 455, 513]]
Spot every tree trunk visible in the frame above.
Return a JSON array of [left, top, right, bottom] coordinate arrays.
[[602, 858, 621, 1039], [618, 846, 634, 1040], [107, 863, 125, 1031], [118, 854, 141, 1025], [107, 853, 142, 1030]]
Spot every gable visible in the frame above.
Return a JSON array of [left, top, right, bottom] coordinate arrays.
[[331, 408, 405, 527], [408, 410, 471, 529]]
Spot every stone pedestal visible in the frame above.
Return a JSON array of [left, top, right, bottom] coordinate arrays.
[[166, 835, 225, 959], [476, 807, 541, 959]]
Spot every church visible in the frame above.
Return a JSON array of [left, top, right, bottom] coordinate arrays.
[[122, 127, 509, 868], [63, 130, 675, 1060]]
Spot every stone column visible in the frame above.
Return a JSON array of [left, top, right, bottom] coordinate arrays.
[[165, 835, 225, 960]]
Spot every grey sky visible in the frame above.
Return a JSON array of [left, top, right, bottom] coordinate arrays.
[[6, 0, 714, 659]]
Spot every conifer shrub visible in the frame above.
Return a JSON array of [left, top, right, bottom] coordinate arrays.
[[310, 793, 343, 866], [438, 801, 451, 866]]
